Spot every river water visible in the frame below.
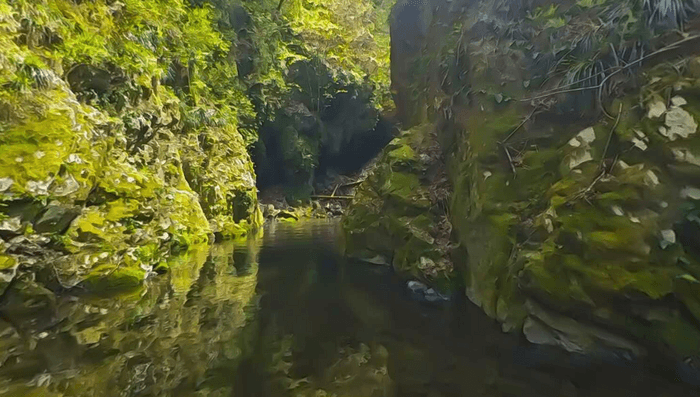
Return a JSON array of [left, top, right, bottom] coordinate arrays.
[[0, 220, 697, 396]]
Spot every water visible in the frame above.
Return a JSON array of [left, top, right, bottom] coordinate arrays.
[[0, 220, 698, 396]]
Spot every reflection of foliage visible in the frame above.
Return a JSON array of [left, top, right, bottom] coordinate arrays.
[[263, 336, 393, 397], [0, 243, 261, 395]]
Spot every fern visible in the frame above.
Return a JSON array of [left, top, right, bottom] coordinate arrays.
[[519, 0, 700, 107], [642, 0, 700, 29]]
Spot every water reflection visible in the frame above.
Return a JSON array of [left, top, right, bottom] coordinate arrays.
[[0, 220, 698, 396], [242, 220, 698, 397], [0, 238, 261, 396]]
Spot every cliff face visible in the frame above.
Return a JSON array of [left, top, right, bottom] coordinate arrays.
[[0, 0, 396, 295], [0, 0, 262, 294], [345, 0, 700, 365]]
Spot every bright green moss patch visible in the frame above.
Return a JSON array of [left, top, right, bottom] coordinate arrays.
[[0, 254, 16, 270]]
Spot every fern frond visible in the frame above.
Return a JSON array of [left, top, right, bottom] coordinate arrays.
[[642, 0, 700, 29]]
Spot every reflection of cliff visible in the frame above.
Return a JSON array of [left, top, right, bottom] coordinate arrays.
[[0, 241, 261, 395]]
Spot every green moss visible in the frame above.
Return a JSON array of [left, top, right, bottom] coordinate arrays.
[[343, 126, 455, 286], [0, 254, 16, 270]]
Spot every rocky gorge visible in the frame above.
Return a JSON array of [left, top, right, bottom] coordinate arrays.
[[2, 0, 700, 394]]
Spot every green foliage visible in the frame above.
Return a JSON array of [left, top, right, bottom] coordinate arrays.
[[283, 0, 394, 110], [518, 0, 700, 99], [230, 0, 394, 115]]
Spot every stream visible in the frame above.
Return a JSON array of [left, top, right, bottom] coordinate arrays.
[[0, 220, 698, 396]]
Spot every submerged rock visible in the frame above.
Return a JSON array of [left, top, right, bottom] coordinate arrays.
[[407, 280, 451, 302]]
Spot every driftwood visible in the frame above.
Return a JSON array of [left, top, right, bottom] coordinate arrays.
[[340, 180, 365, 188], [311, 195, 355, 200]]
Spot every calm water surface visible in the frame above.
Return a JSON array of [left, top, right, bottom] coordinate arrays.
[[1, 220, 698, 396]]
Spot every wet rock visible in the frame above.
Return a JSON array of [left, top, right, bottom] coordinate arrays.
[[326, 202, 344, 216], [262, 204, 279, 219], [277, 210, 299, 220], [0, 216, 24, 240], [33, 205, 80, 234], [407, 280, 450, 302]]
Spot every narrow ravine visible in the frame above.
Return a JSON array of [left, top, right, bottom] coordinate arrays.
[[2, 0, 700, 395], [3, 219, 697, 395]]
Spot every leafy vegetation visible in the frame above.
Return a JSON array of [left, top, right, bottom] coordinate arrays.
[[219, 0, 396, 199]]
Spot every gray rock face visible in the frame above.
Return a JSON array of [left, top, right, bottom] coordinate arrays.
[[33, 205, 81, 234], [0, 217, 23, 240], [523, 300, 644, 359]]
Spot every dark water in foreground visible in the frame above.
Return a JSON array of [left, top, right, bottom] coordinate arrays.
[[1, 220, 698, 396]]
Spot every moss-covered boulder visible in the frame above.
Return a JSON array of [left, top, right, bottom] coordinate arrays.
[[343, 124, 455, 290]]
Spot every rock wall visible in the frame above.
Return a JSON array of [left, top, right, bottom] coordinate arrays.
[[345, 0, 700, 368], [0, 0, 262, 296]]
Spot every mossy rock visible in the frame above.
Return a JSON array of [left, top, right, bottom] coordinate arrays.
[[0, 254, 16, 270], [343, 126, 454, 287], [82, 265, 145, 292]]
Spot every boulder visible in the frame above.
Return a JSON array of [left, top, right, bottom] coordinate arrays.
[[33, 204, 80, 234], [0, 217, 23, 240]]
